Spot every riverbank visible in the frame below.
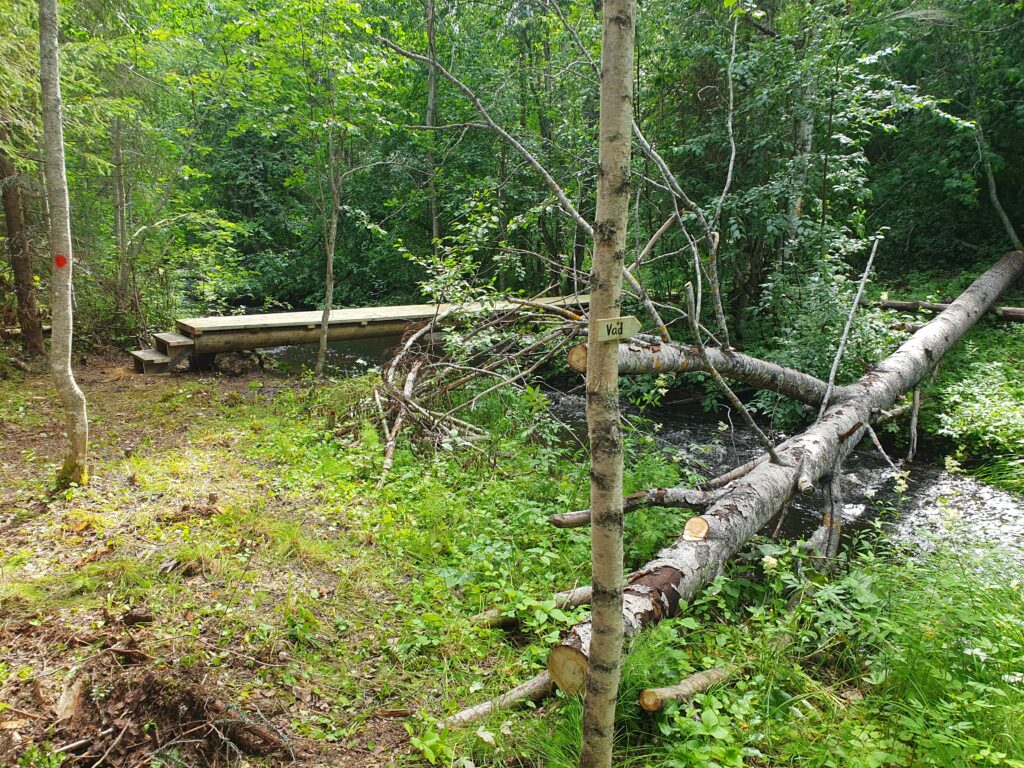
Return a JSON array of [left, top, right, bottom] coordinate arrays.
[[1, 352, 1022, 767]]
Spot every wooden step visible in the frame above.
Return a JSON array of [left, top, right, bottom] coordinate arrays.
[[131, 348, 171, 374], [153, 331, 195, 353], [153, 331, 195, 367]]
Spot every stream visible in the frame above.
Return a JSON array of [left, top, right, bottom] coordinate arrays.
[[266, 338, 1024, 554]]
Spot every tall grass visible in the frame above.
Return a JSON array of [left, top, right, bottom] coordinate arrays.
[[501, 539, 1024, 768]]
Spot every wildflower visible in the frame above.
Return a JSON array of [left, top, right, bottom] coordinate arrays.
[[762, 555, 779, 571], [893, 471, 909, 495], [963, 647, 989, 662], [944, 456, 962, 475], [1002, 672, 1024, 684]]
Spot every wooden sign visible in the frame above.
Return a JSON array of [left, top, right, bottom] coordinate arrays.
[[594, 315, 641, 342]]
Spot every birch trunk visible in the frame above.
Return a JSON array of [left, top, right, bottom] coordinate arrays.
[[579, 2, 635, 765], [0, 127, 45, 356], [568, 340, 829, 406], [112, 116, 131, 314], [549, 251, 1024, 694], [39, 0, 89, 486], [315, 127, 343, 377], [425, 0, 440, 246]]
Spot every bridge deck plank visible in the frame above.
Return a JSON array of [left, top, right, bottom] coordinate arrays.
[[177, 296, 589, 336]]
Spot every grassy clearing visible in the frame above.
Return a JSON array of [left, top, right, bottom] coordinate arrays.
[[2, 348, 1022, 767], [0, 360, 693, 765]]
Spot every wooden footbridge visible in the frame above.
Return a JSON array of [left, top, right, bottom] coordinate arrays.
[[131, 295, 589, 373]]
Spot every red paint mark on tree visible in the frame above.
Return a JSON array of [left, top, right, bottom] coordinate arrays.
[[54, 254, 68, 268]]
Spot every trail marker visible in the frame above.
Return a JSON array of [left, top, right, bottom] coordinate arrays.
[[594, 315, 641, 342]]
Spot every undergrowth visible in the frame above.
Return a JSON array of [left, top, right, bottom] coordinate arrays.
[[2, 357, 1022, 766], [459, 536, 1024, 768]]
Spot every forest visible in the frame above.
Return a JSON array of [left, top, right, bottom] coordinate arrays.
[[2, 0, 1024, 766]]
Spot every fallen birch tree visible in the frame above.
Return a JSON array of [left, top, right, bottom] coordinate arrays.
[[547, 250, 1024, 694]]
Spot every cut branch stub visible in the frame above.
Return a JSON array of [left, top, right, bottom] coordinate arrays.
[[682, 516, 709, 541]]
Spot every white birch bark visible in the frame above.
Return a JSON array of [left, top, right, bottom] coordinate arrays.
[[580, 2, 635, 766], [40, 0, 89, 487]]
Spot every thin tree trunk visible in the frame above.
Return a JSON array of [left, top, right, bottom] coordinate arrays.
[[39, 0, 89, 486], [112, 116, 130, 314], [315, 128, 343, 377], [976, 123, 1023, 252], [0, 126, 45, 356], [580, 1, 635, 765], [425, 0, 440, 246]]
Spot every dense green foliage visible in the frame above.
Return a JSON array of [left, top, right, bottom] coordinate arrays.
[[2, 0, 1021, 347]]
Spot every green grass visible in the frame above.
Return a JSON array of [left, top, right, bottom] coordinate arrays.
[[2, 362, 1021, 766], [479, 537, 1024, 768]]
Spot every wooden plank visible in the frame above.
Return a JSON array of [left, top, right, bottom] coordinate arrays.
[[176, 296, 589, 336], [131, 348, 171, 375], [132, 349, 170, 362], [153, 331, 194, 348]]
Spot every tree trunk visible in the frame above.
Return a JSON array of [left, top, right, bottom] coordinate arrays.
[[40, 0, 89, 487], [548, 252, 1024, 694], [579, 1, 635, 766], [567, 340, 829, 406], [424, 0, 440, 246], [315, 128, 343, 377], [112, 116, 131, 314], [976, 123, 1023, 253], [0, 127, 45, 356]]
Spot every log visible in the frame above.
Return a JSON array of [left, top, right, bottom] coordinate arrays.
[[870, 298, 1024, 322], [443, 672, 554, 728], [188, 320, 415, 354], [568, 340, 829, 406], [638, 588, 810, 712], [547, 252, 1024, 695], [548, 487, 720, 528], [638, 664, 737, 712]]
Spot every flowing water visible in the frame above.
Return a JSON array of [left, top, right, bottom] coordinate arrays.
[[267, 338, 1024, 554]]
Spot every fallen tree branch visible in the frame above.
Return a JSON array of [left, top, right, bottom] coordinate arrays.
[[868, 298, 1024, 322], [638, 664, 737, 712], [567, 341, 829, 406], [443, 672, 554, 728], [548, 487, 721, 528], [473, 584, 595, 628]]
